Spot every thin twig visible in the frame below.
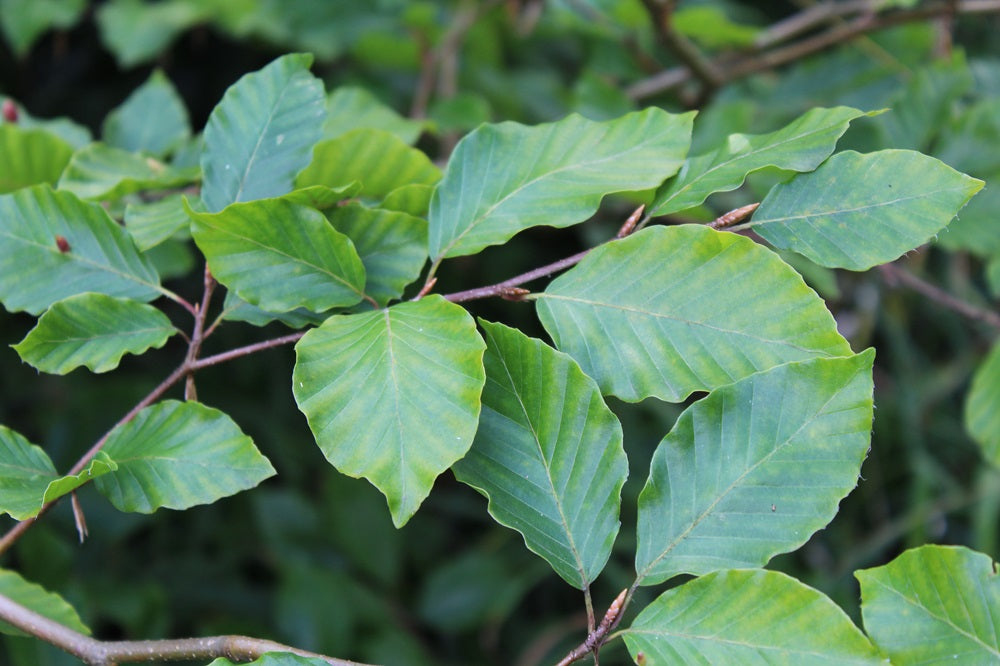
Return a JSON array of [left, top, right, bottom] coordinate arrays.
[[191, 332, 306, 371], [554, 590, 628, 666], [879, 263, 1000, 330], [639, 0, 723, 98]]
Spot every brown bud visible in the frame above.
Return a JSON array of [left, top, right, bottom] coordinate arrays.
[[2, 99, 17, 124], [55, 235, 71, 253]]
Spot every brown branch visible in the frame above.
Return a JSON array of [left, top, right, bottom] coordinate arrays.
[[0, 590, 372, 666], [554, 590, 627, 666], [639, 0, 723, 97], [191, 332, 305, 371], [708, 202, 759, 230], [879, 262, 1000, 330], [627, 0, 1000, 100]]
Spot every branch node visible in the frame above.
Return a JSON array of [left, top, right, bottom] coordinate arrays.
[[616, 205, 646, 238], [709, 202, 759, 230]]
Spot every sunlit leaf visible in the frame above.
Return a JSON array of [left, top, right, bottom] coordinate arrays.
[[293, 296, 486, 527], [380, 183, 434, 217], [651, 106, 872, 216], [0, 124, 74, 193], [751, 150, 984, 270], [635, 351, 874, 585], [325, 86, 424, 144], [186, 196, 367, 313], [623, 569, 883, 664], [13, 293, 176, 374], [103, 69, 190, 157], [58, 142, 196, 200], [201, 53, 326, 212], [0, 569, 90, 637], [857, 545, 1000, 664], [0, 184, 162, 315], [93, 400, 276, 513], [536, 225, 851, 402], [453, 320, 627, 588], [429, 108, 695, 259]]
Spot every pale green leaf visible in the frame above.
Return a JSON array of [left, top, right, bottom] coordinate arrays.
[[452, 320, 626, 589], [39, 452, 117, 507], [651, 106, 872, 216], [966, 342, 1000, 467], [186, 196, 367, 313], [0, 124, 74, 193], [751, 150, 983, 270], [293, 296, 486, 527], [220, 291, 327, 330], [279, 183, 361, 209], [429, 108, 695, 259], [325, 203, 428, 305], [635, 351, 875, 585], [208, 652, 331, 666], [0, 0, 85, 56], [0, 184, 162, 315], [124, 194, 192, 251], [536, 225, 851, 402], [0, 569, 90, 637], [325, 86, 424, 144], [857, 545, 1000, 664], [96, 0, 205, 67], [13, 293, 176, 374], [201, 53, 326, 212], [297, 128, 440, 201], [623, 569, 884, 664], [380, 183, 434, 217], [673, 6, 759, 48], [0, 425, 57, 520], [93, 400, 276, 513], [103, 69, 191, 157], [58, 143, 196, 200]]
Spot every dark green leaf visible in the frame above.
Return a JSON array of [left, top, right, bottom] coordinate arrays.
[[219, 290, 328, 330], [966, 342, 1000, 467], [453, 320, 627, 588], [635, 352, 875, 585]]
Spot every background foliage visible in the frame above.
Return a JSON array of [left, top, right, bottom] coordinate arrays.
[[1, 1, 999, 664]]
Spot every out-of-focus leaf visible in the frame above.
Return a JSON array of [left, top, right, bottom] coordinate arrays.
[[938, 183, 1000, 257], [186, 196, 367, 313], [58, 143, 196, 200], [2, 97, 92, 148], [0, 569, 90, 637], [0, 124, 74, 193], [208, 653, 332, 666], [103, 69, 191, 157], [623, 569, 883, 664], [93, 400, 276, 513], [325, 86, 425, 144], [0, 0, 85, 56], [453, 321, 627, 588], [297, 129, 440, 201], [428, 93, 492, 132], [857, 545, 1000, 663], [429, 108, 695, 259], [967, 342, 1000, 467], [325, 204, 428, 305], [635, 352, 874, 585], [201, 53, 326, 212], [96, 0, 206, 67], [380, 183, 434, 217], [13, 293, 176, 374], [123, 194, 192, 251], [673, 6, 759, 48], [880, 54, 972, 151], [536, 225, 851, 402], [751, 150, 983, 270], [0, 185, 162, 315], [293, 296, 486, 527], [651, 106, 872, 216]]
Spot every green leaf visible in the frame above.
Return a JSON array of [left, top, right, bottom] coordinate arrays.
[[2, 97, 92, 148], [751, 150, 984, 271], [536, 225, 851, 402], [0, 184, 162, 315], [297, 129, 440, 201], [186, 196, 367, 313], [966, 342, 1000, 467], [103, 69, 191, 157], [123, 194, 192, 251], [635, 351, 874, 585], [93, 400, 276, 513], [95, 0, 205, 67], [452, 320, 626, 589], [208, 652, 331, 666], [380, 183, 434, 217], [933, 174, 1000, 258], [0, 569, 90, 637], [0, 124, 74, 193], [651, 106, 872, 216], [201, 53, 326, 212], [857, 545, 1000, 664], [13, 293, 176, 374], [673, 6, 759, 49], [293, 295, 486, 527], [622, 569, 883, 664], [220, 290, 327, 330], [325, 204, 428, 305], [0, 0, 85, 57], [325, 86, 425, 144], [0, 426, 115, 520], [429, 108, 695, 260], [58, 143, 196, 200]]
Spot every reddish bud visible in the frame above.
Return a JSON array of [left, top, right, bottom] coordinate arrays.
[[499, 287, 530, 301], [55, 235, 71, 253], [2, 99, 17, 124]]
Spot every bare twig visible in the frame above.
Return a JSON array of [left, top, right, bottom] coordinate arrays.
[[879, 262, 1000, 330], [639, 0, 723, 99], [554, 590, 628, 666]]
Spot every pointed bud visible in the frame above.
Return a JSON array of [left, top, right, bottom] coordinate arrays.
[[55, 235, 71, 253], [2, 99, 17, 124]]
